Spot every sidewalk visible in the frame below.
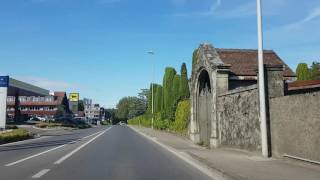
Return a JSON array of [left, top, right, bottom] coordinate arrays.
[[130, 125, 320, 180]]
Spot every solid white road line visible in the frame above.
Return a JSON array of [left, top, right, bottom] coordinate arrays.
[[81, 130, 104, 140], [32, 169, 50, 179], [5, 144, 67, 167], [4, 128, 109, 167], [54, 127, 112, 165], [129, 126, 223, 180]]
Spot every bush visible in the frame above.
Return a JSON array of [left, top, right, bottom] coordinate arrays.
[[35, 122, 62, 129], [128, 114, 152, 127], [170, 100, 190, 135], [0, 129, 31, 144]]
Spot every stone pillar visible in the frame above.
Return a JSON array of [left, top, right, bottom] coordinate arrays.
[[210, 65, 230, 148], [265, 64, 285, 98], [264, 64, 285, 155]]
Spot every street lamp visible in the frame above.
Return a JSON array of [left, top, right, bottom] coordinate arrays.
[[147, 50, 155, 129], [256, 0, 269, 157]]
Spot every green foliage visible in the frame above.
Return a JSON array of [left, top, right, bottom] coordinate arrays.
[[296, 63, 312, 80], [0, 129, 30, 144], [310, 62, 320, 80], [192, 49, 198, 69], [115, 96, 147, 121], [154, 85, 163, 113], [127, 114, 152, 127], [179, 63, 190, 100], [55, 105, 66, 118], [162, 67, 177, 118], [170, 100, 190, 135], [78, 100, 84, 111], [173, 74, 181, 104]]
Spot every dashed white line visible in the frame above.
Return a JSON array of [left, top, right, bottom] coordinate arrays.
[[54, 127, 112, 165], [32, 169, 50, 179], [4, 129, 109, 167], [5, 144, 67, 167]]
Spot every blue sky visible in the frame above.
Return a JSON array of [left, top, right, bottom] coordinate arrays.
[[0, 0, 319, 108]]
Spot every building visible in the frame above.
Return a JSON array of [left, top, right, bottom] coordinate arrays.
[[6, 92, 70, 119], [189, 43, 320, 162], [189, 43, 296, 148], [83, 98, 101, 120]]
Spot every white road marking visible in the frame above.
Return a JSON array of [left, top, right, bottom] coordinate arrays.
[[129, 126, 221, 180], [81, 130, 104, 140], [32, 169, 50, 178], [54, 127, 112, 165], [5, 144, 67, 167], [4, 129, 109, 167]]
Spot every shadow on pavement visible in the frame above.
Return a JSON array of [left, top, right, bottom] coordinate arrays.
[[0, 138, 80, 152]]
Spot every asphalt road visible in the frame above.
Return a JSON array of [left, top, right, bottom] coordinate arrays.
[[0, 125, 212, 180]]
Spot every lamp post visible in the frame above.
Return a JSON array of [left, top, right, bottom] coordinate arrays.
[[147, 50, 155, 129], [256, 0, 269, 157]]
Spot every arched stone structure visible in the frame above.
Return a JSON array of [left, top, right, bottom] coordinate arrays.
[[190, 43, 231, 148]]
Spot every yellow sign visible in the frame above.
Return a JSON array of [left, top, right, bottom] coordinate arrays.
[[69, 93, 79, 102]]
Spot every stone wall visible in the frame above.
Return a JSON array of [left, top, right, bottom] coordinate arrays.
[[217, 85, 261, 151], [270, 91, 320, 161]]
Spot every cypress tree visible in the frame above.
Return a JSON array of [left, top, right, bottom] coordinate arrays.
[[173, 74, 181, 104], [155, 85, 163, 113], [179, 63, 190, 99], [162, 67, 177, 117], [296, 63, 311, 81], [192, 49, 198, 69]]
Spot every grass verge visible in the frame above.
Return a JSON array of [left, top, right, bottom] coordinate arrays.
[[0, 128, 31, 144]]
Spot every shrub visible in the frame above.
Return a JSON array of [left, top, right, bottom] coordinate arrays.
[[0, 129, 31, 144], [170, 100, 190, 135]]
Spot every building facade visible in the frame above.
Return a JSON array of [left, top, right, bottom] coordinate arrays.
[[6, 92, 69, 119]]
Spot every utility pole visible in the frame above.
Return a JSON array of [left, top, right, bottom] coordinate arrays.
[[147, 51, 155, 129], [256, 0, 269, 157]]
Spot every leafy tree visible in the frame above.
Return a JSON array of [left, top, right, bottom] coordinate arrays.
[[310, 62, 320, 80], [115, 96, 148, 121], [192, 49, 198, 69], [179, 63, 190, 99], [173, 75, 181, 102], [154, 85, 163, 113], [296, 63, 311, 81], [78, 100, 84, 111], [162, 67, 177, 118]]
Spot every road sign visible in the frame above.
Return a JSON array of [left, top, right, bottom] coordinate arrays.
[[69, 93, 79, 102], [0, 76, 9, 87]]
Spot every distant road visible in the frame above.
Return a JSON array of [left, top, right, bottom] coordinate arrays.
[[0, 125, 212, 180]]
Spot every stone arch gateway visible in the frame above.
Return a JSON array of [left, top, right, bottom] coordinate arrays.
[[190, 43, 231, 148]]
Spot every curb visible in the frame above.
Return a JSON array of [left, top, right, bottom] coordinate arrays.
[[129, 125, 233, 180]]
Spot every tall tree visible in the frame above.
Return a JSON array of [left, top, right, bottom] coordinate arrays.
[[78, 100, 84, 111], [192, 49, 198, 69], [179, 63, 190, 99], [296, 63, 311, 81], [154, 85, 163, 113], [173, 75, 181, 104], [115, 96, 146, 121], [162, 67, 177, 117], [310, 62, 320, 80]]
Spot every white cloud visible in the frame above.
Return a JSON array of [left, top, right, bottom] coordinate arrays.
[[12, 76, 78, 91], [302, 7, 320, 23]]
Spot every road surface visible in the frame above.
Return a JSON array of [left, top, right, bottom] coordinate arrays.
[[0, 125, 212, 180]]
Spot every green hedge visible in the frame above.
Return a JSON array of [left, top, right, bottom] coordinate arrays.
[[0, 129, 31, 144], [128, 99, 190, 135], [170, 100, 190, 135]]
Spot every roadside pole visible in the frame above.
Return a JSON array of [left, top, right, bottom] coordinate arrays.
[[147, 51, 155, 129], [0, 76, 9, 130], [256, 0, 269, 157]]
